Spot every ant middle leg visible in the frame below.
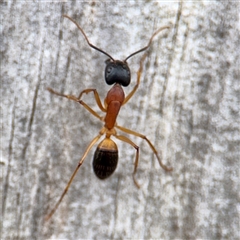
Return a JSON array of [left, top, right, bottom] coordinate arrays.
[[116, 125, 173, 172]]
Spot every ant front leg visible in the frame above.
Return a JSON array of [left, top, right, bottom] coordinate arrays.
[[77, 88, 106, 112], [123, 52, 148, 105], [47, 87, 104, 121], [123, 26, 170, 105]]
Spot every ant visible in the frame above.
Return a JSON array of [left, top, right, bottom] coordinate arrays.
[[46, 15, 172, 221]]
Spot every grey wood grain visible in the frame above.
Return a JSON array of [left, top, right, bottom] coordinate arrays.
[[1, 1, 239, 239]]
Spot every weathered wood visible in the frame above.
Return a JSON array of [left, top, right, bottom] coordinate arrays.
[[2, 2, 239, 239]]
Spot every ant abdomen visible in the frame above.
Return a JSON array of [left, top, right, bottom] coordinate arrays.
[[93, 138, 118, 179]]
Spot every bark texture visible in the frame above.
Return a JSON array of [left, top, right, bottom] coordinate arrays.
[[1, 1, 239, 239]]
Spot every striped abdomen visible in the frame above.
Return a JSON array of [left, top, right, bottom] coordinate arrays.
[[93, 138, 118, 179]]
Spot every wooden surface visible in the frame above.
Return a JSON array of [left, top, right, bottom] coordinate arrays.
[[1, 1, 239, 239]]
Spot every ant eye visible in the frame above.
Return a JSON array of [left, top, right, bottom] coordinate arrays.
[[107, 66, 112, 74]]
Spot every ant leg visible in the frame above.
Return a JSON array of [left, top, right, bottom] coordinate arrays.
[[47, 88, 103, 121], [45, 130, 105, 221], [114, 134, 140, 188], [123, 25, 170, 105], [123, 52, 148, 105], [116, 125, 173, 172], [77, 89, 106, 112]]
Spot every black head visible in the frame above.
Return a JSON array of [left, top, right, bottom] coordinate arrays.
[[105, 59, 131, 87]]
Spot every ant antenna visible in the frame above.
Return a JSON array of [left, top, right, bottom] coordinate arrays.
[[124, 25, 170, 62], [63, 15, 169, 63], [63, 15, 115, 61]]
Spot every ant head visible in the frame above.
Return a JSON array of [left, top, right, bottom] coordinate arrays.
[[105, 59, 131, 87]]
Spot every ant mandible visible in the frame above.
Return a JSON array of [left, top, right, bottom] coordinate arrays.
[[46, 15, 172, 220]]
